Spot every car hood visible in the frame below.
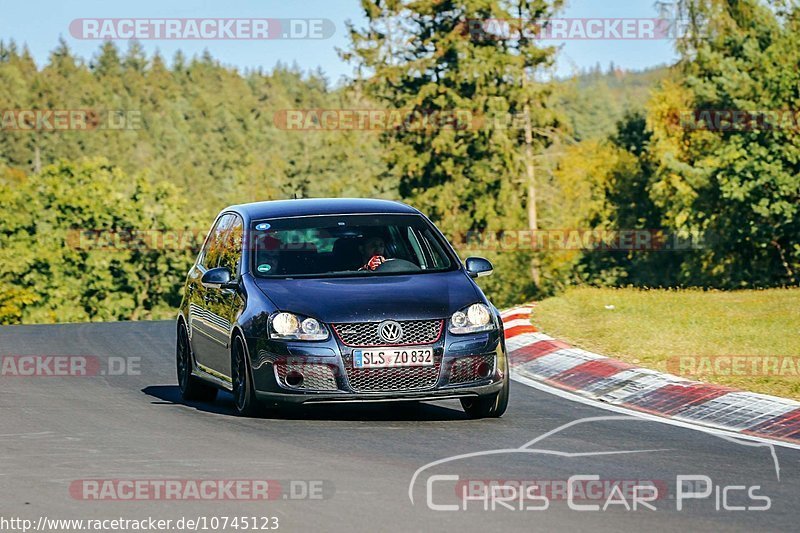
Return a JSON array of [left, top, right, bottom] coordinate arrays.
[[254, 270, 481, 323]]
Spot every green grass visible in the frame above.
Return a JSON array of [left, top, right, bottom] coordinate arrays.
[[532, 287, 800, 400]]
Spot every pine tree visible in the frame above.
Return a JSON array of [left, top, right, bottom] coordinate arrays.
[[344, 0, 564, 303]]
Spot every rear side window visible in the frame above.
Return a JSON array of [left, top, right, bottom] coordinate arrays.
[[218, 216, 243, 275], [198, 214, 235, 270]]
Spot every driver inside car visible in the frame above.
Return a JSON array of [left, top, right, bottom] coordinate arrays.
[[359, 236, 387, 271]]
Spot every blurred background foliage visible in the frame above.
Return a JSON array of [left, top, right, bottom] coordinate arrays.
[[1, 0, 798, 323]]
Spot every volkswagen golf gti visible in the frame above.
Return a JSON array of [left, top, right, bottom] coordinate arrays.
[[176, 198, 509, 418]]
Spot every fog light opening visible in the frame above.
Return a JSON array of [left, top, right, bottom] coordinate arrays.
[[476, 361, 492, 379], [285, 370, 304, 388]]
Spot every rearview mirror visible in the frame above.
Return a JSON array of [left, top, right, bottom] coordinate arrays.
[[201, 267, 237, 289], [465, 256, 493, 278]]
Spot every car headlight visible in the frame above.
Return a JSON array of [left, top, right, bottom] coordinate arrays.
[[270, 312, 329, 341], [448, 303, 496, 334]]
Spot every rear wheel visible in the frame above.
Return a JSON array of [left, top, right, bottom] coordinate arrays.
[[176, 323, 218, 402], [461, 378, 509, 419], [232, 336, 262, 417]]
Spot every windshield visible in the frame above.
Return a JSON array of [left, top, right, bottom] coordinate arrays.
[[250, 214, 456, 278]]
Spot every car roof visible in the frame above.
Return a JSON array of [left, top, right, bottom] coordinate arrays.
[[225, 198, 421, 222]]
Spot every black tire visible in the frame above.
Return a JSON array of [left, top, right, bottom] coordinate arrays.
[[461, 376, 509, 419], [232, 336, 262, 417], [177, 322, 218, 403], [460, 385, 509, 418]]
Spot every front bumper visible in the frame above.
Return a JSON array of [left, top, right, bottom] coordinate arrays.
[[255, 381, 504, 405], [247, 328, 507, 405]]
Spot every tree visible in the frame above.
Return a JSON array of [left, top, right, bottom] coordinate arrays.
[[0, 158, 194, 322], [645, 0, 800, 287], [0, 41, 390, 322], [344, 0, 564, 306]]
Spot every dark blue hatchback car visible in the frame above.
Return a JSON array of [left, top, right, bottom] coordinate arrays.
[[177, 199, 509, 418]]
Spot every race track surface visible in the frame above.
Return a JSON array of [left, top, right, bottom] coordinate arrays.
[[1, 321, 799, 532]]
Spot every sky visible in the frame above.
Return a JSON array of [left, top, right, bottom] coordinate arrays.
[[0, 0, 679, 83]]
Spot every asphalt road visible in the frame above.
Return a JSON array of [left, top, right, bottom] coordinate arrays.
[[1, 321, 799, 532]]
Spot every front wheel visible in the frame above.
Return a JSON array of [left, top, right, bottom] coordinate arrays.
[[232, 336, 262, 417], [461, 378, 509, 419], [177, 323, 218, 403]]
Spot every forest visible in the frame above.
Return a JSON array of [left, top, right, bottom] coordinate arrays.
[[1, 0, 798, 324]]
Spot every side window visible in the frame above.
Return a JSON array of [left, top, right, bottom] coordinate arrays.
[[199, 214, 234, 270], [218, 216, 243, 276]]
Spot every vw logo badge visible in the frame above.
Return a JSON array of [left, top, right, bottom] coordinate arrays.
[[378, 320, 403, 343]]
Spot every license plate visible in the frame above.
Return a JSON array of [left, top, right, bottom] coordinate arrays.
[[353, 347, 434, 369]]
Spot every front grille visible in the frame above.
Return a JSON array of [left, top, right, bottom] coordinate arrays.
[[448, 354, 496, 385], [342, 352, 442, 392], [274, 361, 338, 391], [333, 320, 443, 347]]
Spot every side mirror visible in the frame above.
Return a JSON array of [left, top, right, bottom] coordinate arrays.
[[201, 267, 237, 289], [465, 256, 493, 278]]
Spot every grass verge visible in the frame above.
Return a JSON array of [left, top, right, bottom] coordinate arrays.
[[531, 287, 800, 401]]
